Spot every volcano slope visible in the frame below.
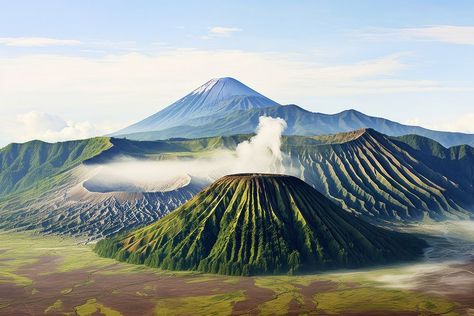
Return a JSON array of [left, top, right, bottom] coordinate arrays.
[[288, 128, 474, 221], [1, 129, 473, 240], [0, 137, 213, 240], [95, 174, 427, 276]]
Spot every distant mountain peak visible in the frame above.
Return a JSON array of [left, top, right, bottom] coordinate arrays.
[[340, 109, 365, 116], [190, 78, 220, 95], [190, 77, 265, 99], [113, 77, 279, 136]]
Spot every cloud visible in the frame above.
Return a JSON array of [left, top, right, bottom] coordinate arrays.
[[0, 37, 81, 47], [208, 26, 242, 37], [405, 113, 474, 133], [0, 49, 469, 145], [201, 26, 242, 39], [10, 111, 120, 143], [84, 116, 295, 193], [359, 25, 474, 45], [400, 25, 474, 45], [234, 116, 288, 174], [0, 50, 442, 106]]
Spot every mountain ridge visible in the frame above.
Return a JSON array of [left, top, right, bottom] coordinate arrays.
[[113, 78, 474, 148], [0, 137, 112, 197], [1, 129, 473, 239]]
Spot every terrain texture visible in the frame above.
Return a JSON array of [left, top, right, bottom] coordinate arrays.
[[95, 174, 427, 275], [0, 231, 471, 315], [1, 129, 473, 239]]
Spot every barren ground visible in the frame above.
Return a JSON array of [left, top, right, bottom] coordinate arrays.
[[0, 230, 473, 315]]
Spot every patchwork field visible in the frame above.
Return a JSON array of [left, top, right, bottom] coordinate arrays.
[[1, 230, 473, 315]]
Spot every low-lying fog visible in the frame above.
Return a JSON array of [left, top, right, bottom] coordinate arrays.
[[351, 221, 474, 293], [84, 116, 298, 193]]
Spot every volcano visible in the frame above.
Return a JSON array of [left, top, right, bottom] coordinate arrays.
[[95, 174, 427, 275], [113, 77, 474, 148], [114, 77, 279, 135]]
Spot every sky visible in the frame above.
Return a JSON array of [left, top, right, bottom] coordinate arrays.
[[0, 0, 473, 147]]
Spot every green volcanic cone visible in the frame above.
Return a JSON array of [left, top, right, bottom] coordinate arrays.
[[95, 174, 427, 275]]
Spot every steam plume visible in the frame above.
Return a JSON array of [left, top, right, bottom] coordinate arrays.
[[84, 116, 292, 193]]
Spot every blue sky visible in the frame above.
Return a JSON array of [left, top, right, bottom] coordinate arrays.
[[0, 0, 473, 146]]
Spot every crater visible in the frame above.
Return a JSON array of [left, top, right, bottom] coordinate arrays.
[[83, 172, 192, 193]]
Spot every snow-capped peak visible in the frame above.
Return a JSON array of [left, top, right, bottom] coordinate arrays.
[[191, 78, 220, 95], [190, 77, 263, 98], [113, 77, 279, 135]]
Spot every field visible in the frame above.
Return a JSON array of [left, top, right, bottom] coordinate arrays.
[[1, 229, 473, 315]]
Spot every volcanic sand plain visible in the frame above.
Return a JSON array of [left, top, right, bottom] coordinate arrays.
[[0, 230, 473, 315]]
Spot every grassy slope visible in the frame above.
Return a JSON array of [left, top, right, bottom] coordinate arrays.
[[0, 128, 473, 238], [95, 174, 427, 276], [0, 137, 112, 197], [287, 129, 474, 221], [0, 135, 241, 199]]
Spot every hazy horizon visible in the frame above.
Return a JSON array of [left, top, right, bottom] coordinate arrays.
[[1, 1, 473, 147]]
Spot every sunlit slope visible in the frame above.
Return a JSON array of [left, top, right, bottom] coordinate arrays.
[[0, 137, 112, 197], [289, 129, 474, 221], [1, 129, 473, 239], [0, 135, 249, 239], [0, 134, 244, 196], [0, 136, 223, 240], [95, 174, 426, 275]]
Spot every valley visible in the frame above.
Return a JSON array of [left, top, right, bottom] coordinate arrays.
[[1, 222, 473, 315]]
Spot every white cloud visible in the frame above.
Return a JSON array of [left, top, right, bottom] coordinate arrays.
[[201, 26, 242, 39], [208, 26, 242, 37], [360, 25, 474, 45], [0, 49, 469, 145], [433, 113, 474, 134], [9, 111, 120, 143], [400, 25, 474, 45], [405, 113, 474, 133], [0, 37, 81, 47], [0, 50, 442, 105]]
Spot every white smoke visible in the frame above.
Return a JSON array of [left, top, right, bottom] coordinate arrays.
[[233, 116, 287, 174], [83, 116, 293, 193]]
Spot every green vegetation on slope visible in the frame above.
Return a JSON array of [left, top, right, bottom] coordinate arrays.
[[0, 137, 112, 197], [88, 135, 248, 163], [287, 128, 474, 221], [95, 174, 427, 276], [1, 128, 473, 240]]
